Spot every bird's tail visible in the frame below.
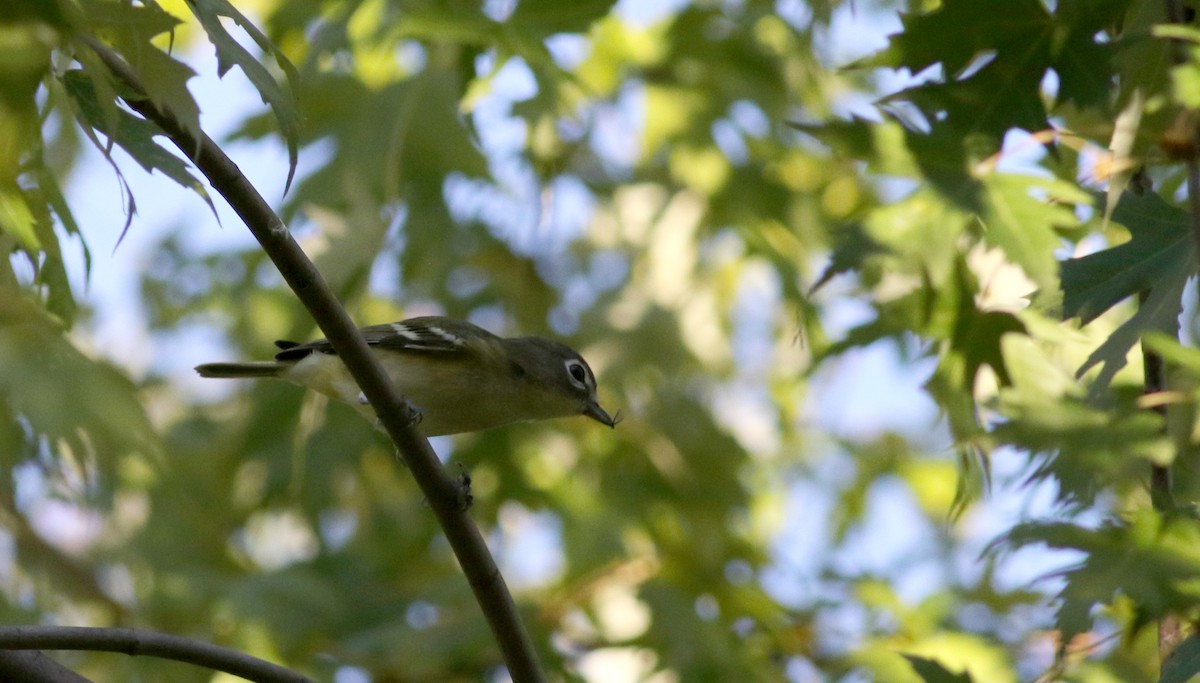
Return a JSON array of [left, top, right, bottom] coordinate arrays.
[[195, 362, 284, 378]]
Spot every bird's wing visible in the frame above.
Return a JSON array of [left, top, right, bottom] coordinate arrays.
[[273, 317, 497, 360]]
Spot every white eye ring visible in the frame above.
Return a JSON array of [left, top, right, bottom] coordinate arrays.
[[565, 360, 589, 389]]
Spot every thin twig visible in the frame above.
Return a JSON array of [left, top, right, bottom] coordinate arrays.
[[77, 34, 545, 682], [0, 626, 308, 683]]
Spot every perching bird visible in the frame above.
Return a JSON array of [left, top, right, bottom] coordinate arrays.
[[195, 316, 616, 436]]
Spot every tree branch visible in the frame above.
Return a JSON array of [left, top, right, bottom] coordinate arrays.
[[0, 649, 93, 683], [77, 35, 545, 682], [0, 626, 307, 683]]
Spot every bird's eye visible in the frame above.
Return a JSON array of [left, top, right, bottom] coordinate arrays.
[[566, 360, 589, 387]]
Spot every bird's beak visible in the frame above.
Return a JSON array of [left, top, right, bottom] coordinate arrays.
[[584, 400, 617, 428]]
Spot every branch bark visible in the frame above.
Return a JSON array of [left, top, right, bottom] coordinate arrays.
[[0, 626, 307, 683], [77, 35, 545, 683], [0, 650, 93, 683]]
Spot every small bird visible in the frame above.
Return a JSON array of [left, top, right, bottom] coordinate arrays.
[[195, 316, 617, 436]]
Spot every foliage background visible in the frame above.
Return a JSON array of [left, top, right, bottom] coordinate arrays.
[[1, 0, 1197, 681]]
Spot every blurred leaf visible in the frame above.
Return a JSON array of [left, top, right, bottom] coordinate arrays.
[[994, 390, 1167, 507], [1161, 632, 1200, 683], [946, 260, 1026, 387], [810, 223, 887, 293], [0, 185, 38, 250], [1005, 511, 1200, 641], [0, 291, 159, 467], [905, 655, 974, 683], [26, 182, 75, 322], [0, 0, 78, 27], [508, 0, 617, 36], [35, 164, 91, 290], [979, 174, 1086, 293]]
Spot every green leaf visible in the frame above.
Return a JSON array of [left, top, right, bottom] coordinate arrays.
[[867, 0, 1048, 76], [943, 258, 1027, 388], [980, 174, 1086, 293], [79, 0, 202, 138], [0, 291, 160, 465], [185, 0, 301, 191], [867, 0, 1051, 139], [810, 223, 887, 293], [1005, 511, 1200, 641], [1050, 0, 1129, 109], [0, 0, 79, 28], [858, 0, 1126, 201], [61, 68, 217, 242], [0, 185, 38, 251], [890, 57, 1047, 140], [893, 121, 982, 206], [35, 165, 91, 288], [904, 656, 974, 683], [1061, 192, 1192, 324], [993, 392, 1168, 507], [1111, 3, 1174, 160], [1059, 192, 1191, 392], [1154, 26, 1200, 110], [1075, 253, 1187, 392], [79, 0, 178, 40], [508, 0, 617, 36], [26, 183, 76, 323], [1161, 633, 1200, 683]]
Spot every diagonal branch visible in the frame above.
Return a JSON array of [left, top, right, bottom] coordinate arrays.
[[77, 35, 545, 683]]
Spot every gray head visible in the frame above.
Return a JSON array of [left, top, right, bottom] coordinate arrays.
[[506, 336, 616, 427]]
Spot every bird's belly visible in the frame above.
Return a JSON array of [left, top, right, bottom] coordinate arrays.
[[279, 353, 524, 436]]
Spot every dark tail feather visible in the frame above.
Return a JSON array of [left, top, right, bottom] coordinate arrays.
[[195, 362, 283, 379]]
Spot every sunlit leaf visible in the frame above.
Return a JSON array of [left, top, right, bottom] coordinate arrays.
[[0, 185, 39, 251]]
